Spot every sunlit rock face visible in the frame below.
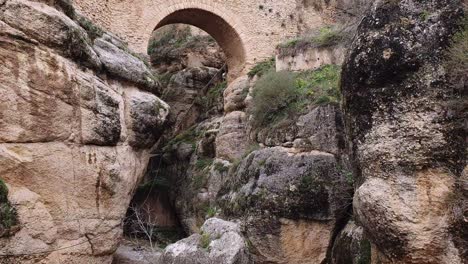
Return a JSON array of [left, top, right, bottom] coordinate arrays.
[[342, 0, 466, 263], [0, 1, 169, 262]]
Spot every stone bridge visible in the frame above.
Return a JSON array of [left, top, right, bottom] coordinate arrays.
[[73, 0, 340, 77]]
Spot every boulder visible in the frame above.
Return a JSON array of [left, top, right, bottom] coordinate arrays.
[[124, 89, 170, 148], [219, 147, 352, 264], [159, 218, 252, 264], [93, 38, 160, 93], [223, 76, 249, 113], [330, 221, 372, 264]]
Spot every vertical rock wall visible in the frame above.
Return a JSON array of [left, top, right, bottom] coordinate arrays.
[[342, 0, 466, 263], [0, 1, 169, 262]]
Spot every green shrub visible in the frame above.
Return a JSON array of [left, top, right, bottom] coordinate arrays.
[[0, 179, 8, 203], [205, 206, 218, 218], [312, 26, 344, 47], [250, 70, 298, 127], [250, 64, 341, 128], [199, 232, 211, 249], [248, 57, 275, 78], [147, 25, 191, 55]]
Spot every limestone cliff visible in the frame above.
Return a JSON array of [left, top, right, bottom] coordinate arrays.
[[0, 0, 169, 262], [342, 0, 466, 263]]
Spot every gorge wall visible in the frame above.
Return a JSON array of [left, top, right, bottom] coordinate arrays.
[[0, 0, 466, 263], [0, 0, 169, 262]]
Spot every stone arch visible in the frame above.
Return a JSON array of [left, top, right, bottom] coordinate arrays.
[[144, 2, 248, 79]]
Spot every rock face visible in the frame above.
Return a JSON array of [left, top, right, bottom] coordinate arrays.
[[0, 1, 169, 262], [219, 146, 352, 264], [342, 0, 466, 263], [158, 218, 252, 264]]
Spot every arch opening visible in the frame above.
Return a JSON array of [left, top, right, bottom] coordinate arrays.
[[153, 8, 246, 79]]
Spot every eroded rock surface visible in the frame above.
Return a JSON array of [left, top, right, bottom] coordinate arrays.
[[159, 218, 252, 264], [0, 1, 168, 262], [342, 0, 466, 263]]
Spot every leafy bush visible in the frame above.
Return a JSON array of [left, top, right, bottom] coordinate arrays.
[[250, 70, 298, 127], [250, 64, 341, 128], [247, 57, 275, 78]]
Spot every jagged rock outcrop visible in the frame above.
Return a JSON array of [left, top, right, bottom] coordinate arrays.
[[342, 0, 466, 263], [158, 218, 252, 264], [0, 1, 169, 262], [218, 145, 352, 264]]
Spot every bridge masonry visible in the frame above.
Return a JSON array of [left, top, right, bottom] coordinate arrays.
[[73, 0, 341, 75]]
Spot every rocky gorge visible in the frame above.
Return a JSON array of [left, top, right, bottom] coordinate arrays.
[[0, 0, 467, 264]]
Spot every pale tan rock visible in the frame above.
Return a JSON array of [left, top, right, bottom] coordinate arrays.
[[223, 76, 249, 113], [0, 2, 168, 262], [215, 111, 248, 161]]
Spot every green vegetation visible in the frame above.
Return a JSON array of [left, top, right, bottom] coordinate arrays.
[[164, 126, 201, 151], [420, 11, 430, 21], [0, 178, 18, 237], [247, 57, 275, 78], [148, 25, 216, 57], [205, 206, 218, 218], [195, 158, 213, 171], [196, 81, 227, 111], [192, 173, 208, 190], [358, 239, 372, 264], [199, 232, 211, 249], [213, 161, 229, 173], [277, 25, 348, 58], [76, 15, 104, 41], [445, 15, 467, 88], [250, 64, 341, 128]]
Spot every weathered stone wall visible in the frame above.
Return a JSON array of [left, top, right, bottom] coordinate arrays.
[[72, 0, 349, 76]]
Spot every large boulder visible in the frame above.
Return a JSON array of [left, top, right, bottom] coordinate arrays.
[[219, 147, 352, 264], [342, 0, 466, 263], [0, 1, 169, 262], [93, 38, 160, 93], [159, 218, 252, 264]]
